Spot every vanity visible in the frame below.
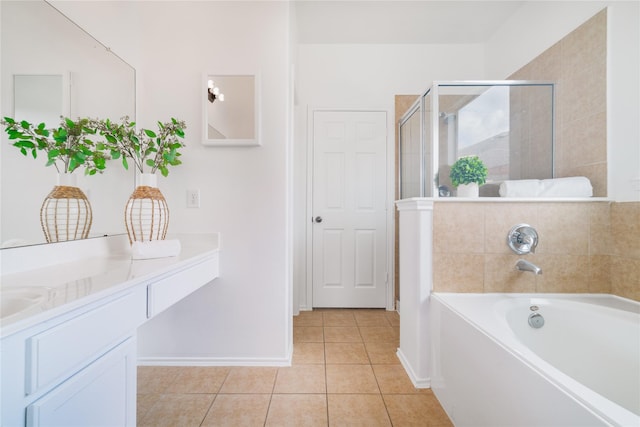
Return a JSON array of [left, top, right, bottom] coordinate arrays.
[[0, 233, 220, 426]]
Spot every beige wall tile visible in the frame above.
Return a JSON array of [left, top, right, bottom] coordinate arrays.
[[536, 203, 589, 255], [589, 202, 612, 255], [534, 254, 590, 293], [433, 203, 485, 253], [611, 257, 640, 301], [611, 202, 640, 259], [433, 253, 484, 292], [588, 255, 612, 293]]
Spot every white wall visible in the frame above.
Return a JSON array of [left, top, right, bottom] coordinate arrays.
[[55, 1, 293, 364], [293, 43, 486, 310], [485, 1, 640, 201]]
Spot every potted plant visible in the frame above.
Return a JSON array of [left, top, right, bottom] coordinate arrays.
[[2, 116, 109, 242], [98, 116, 186, 244], [449, 155, 488, 197]]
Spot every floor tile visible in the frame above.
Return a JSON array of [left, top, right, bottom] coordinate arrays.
[[372, 364, 421, 394], [219, 367, 278, 394], [354, 310, 392, 327], [165, 366, 230, 394], [292, 342, 325, 364], [383, 393, 453, 426], [326, 364, 379, 394], [201, 394, 270, 427], [136, 393, 159, 422], [138, 393, 215, 427], [324, 326, 362, 342], [359, 326, 399, 343], [293, 310, 324, 327], [265, 394, 328, 426], [323, 310, 357, 326], [137, 366, 182, 394], [365, 342, 400, 364], [385, 310, 400, 327], [328, 394, 391, 426], [294, 326, 324, 342], [274, 364, 326, 393], [325, 342, 370, 364]]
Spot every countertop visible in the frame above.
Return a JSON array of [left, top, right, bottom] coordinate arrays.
[[0, 233, 221, 338]]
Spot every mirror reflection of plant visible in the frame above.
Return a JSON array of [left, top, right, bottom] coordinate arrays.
[[99, 116, 186, 177], [2, 116, 108, 175]]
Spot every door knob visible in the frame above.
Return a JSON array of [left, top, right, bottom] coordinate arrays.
[[314, 216, 323, 223]]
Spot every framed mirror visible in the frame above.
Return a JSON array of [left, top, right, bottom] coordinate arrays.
[[202, 74, 260, 147]]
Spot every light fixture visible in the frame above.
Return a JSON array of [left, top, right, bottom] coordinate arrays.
[[207, 80, 224, 103]]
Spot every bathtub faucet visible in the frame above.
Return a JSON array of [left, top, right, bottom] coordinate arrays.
[[515, 259, 542, 275]]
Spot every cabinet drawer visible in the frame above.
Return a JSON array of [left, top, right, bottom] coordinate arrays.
[[147, 253, 219, 318], [25, 289, 146, 395]]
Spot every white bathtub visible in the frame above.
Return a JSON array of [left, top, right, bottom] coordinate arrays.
[[430, 293, 640, 427]]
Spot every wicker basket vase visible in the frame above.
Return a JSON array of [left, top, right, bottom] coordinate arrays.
[[40, 174, 93, 243], [124, 173, 169, 244]]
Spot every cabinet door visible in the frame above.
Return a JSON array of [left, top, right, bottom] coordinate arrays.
[[26, 337, 136, 427]]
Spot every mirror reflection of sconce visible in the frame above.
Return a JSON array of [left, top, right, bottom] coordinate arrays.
[[207, 79, 224, 103], [202, 73, 260, 147]]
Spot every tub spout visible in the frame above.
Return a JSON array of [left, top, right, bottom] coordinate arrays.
[[515, 259, 542, 275]]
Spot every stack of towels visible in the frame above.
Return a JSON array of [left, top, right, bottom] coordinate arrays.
[[498, 176, 593, 198]]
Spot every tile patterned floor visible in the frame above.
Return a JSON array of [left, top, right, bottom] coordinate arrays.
[[137, 309, 453, 426]]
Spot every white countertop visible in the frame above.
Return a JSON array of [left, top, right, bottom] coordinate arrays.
[[0, 233, 221, 338]]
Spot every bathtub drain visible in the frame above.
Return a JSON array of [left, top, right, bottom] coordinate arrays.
[[528, 312, 545, 328]]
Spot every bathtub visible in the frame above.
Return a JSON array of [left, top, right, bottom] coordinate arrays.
[[430, 293, 640, 427]]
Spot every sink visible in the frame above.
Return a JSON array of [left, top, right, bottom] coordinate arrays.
[[1, 288, 50, 319]]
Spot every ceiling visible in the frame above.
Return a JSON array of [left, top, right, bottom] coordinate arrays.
[[294, 1, 525, 44]]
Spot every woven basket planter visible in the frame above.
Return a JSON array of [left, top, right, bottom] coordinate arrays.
[[124, 173, 169, 244], [40, 175, 92, 243]]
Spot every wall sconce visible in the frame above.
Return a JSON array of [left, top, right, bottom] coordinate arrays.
[[207, 80, 224, 103]]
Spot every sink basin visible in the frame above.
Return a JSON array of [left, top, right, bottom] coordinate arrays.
[[1, 288, 49, 319]]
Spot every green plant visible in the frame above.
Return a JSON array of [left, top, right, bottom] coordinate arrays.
[[2, 116, 108, 175], [449, 155, 488, 187], [99, 116, 186, 177]]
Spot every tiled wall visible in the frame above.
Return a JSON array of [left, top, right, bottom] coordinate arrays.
[[432, 201, 639, 301], [510, 8, 607, 196]]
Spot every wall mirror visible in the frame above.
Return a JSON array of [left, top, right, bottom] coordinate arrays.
[[1, 0, 136, 248], [202, 74, 260, 147]]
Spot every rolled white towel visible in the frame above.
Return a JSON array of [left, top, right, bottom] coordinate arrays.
[[131, 239, 181, 260], [539, 176, 593, 197], [499, 179, 542, 197]]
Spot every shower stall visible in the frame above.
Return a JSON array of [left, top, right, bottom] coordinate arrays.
[[398, 81, 555, 198]]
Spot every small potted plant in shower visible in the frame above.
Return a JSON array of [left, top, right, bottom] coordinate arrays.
[[449, 155, 488, 197]]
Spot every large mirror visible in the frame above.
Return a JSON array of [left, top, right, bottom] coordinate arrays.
[[202, 74, 260, 146], [1, 0, 136, 247]]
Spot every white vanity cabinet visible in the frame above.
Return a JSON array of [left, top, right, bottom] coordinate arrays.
[[0, 233, 221, 427], [1, 287, 146, 427]]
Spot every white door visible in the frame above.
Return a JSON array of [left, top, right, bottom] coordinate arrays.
[[312, 110, 388, 308]]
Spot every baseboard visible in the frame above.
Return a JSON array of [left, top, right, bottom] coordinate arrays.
[[138, 355, 292, 367], [396, 349, 430, 388]]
